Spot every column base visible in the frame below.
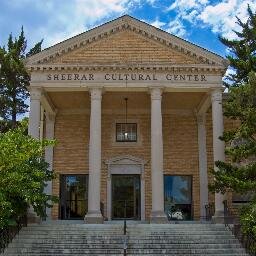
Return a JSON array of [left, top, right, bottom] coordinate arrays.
[[150, 211, 168, 223], [212, 211, 225, 224], [84, 211, 103, 224]]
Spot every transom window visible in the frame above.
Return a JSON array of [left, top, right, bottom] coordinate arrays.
[[116, 123, 137, 142]]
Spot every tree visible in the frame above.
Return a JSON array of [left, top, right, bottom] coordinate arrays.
[[219, 5, 256, 86], [210, 6, 256, 240], [0, 27, 43, 129], [0, 122, 57, 228], [209, 72, 256, 237]]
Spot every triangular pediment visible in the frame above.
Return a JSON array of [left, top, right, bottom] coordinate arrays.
[[25, 15, 228, 71], [47, 30, 203, 66]]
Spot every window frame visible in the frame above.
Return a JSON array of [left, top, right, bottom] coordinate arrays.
[[164, 174, 193, 220], [59, 174, 89, 220], [116, 123, 137, 142]]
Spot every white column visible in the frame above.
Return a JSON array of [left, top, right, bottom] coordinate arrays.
[[211, 88, 225, 221], [197, 114, 209, 219], [27, 87, 42, 223], [28, 88, 42, 138], [150, 87, 167, 223], [84, 88, 103, 223], [44, 113, 55, 219]]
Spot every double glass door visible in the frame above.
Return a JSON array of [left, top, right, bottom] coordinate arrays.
[[60, 175, 88, 219], [112, 175, 141, 220]]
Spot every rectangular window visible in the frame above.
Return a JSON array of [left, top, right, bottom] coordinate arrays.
[[116, 123, 137, 142], [59, 174, 88, 220], [164, 175, 192, 220]]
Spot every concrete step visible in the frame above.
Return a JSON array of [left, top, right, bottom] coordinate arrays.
[[3, 254, 123, 256], [127, 248, 246, 254], [2, 223, 248, 256], [127, 254, 248, 256], [8, 243, 242, 249], [18, 232, 232, 238]]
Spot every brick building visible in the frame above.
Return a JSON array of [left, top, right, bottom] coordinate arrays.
[[25, 15, 231, 223]]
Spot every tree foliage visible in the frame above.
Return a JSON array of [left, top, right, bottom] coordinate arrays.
[[0, 27, 42, 129], [210, 5, 256, 239], [0, 123, 57, 228], [219, 5, 256, 86], [210, 72, 256, 236]]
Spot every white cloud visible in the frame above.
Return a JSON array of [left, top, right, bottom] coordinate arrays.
[[145, 0, 157, 5], [166, 0, 256, 39], [75, 0, 127, 25], [20, 0, 143, 47], [150, 19, 166, 29], [166, 18, 187, 38], [167, 0, 208, 12], [199, 0, 256, 38], [165, 0, 209, 37]]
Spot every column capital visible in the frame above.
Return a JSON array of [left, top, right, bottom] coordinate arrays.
[[89, 87, 103, 100], [211, 88, 223, 103], [149, 87, 163, 100], [30, 87, 42, 100]]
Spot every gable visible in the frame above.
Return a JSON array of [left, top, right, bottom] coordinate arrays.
[[25, 15, 228, 72], [48, 30, 201, 66]]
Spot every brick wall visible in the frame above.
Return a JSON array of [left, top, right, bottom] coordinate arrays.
[[52, 113, 90, 219], [51, 108, 203, 220], [50, 93, 239, 220], [50, 30, 200, 65]]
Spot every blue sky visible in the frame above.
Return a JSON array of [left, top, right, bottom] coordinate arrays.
[[0, 0, 255, 59]]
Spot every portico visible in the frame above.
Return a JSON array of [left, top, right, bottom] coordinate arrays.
[[26, 15, 228, 223]]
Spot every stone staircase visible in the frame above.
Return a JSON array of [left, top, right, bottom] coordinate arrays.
[[2, 222, 248, 256], [126, 224, 248, 255]]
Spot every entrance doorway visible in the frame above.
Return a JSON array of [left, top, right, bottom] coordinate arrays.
[[60, 175, 88, 219], [112, 175, 141, 219]]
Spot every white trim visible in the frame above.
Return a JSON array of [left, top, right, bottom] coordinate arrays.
[[105, 155, 147, 221], [196, 94, 211, 115], [41, 91, 57, 116]]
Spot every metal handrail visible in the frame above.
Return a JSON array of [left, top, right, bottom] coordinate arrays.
[[205, 203, 215, 221], [225, 223, 256, 256], [223, 200, 256, 256], [0, 214, 27, 253]]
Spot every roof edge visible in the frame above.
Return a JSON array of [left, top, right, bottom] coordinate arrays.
[[26, 15, 228, 68]]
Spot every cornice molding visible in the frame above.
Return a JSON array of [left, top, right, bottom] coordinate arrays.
[[26, 63, 226, 74], [25, 15, 228, 71]]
